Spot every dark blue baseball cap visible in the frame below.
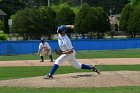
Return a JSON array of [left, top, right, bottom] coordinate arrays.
[[41, 37, 45, 41], [57, 25, 67, 33]]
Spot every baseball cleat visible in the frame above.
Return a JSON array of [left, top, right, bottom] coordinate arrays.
[[40, 60, 44, 62], [43, 75, 53, 79], [92, 66, 101, 74]]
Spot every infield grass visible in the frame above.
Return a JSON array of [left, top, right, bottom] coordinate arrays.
[[0, 49, 140, 61], [0, 65, 140, 80], [0, 86, 140, 93]]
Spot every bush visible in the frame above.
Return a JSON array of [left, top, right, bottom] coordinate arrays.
[[0, 31, 8, 41]]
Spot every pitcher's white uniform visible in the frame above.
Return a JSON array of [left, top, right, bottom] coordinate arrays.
[[39, 42, 52, 56], [55, 34, 82, 69]]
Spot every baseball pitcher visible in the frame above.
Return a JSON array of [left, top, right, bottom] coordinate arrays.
[[43, 25, 100, 79]]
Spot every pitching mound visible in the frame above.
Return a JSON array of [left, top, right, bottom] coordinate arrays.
[[0, 71, 140, 88]]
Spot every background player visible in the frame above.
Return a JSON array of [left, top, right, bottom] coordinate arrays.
[[38, 37, 53, 62], [44, 25, 100, 79]]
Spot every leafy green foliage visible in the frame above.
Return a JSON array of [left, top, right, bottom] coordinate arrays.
[[120, 4, 133, 32], [130, 0, 140, 6], [75, 4, 110, 39], [55, 3, 75, 25], [51, 0, 129, 14], [75, 3, 95, 35], [39, 6, 56, 39], [127, 4, 140, 37], [11, 7, 56, 40], [94, 7, 110, 38], [120, 2, 140, 38], [0, 30, 8, 40]]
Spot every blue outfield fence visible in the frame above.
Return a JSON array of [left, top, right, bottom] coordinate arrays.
[[0, 39, 140, 55]]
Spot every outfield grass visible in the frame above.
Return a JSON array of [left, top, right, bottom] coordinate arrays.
[[0, 65, 140, 80], [0, 49, 140, 61], [0, 86, 140, 93]]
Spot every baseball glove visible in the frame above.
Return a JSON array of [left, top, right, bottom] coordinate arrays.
[[41, 47, 49, 56], [55, 48, 63, 55]]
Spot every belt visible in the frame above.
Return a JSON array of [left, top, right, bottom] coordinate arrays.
[[62, 48, 74, 52]]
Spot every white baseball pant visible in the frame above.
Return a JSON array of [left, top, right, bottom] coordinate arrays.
[[54, 50, 82, 69]]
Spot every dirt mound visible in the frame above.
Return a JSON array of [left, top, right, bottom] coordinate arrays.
[[0, 71, 140, 88]]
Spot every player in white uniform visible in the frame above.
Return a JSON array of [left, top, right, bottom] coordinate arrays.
[[38, 37, 53, 62], [44, 25, 100, 79]]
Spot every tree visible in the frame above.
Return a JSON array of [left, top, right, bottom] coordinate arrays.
[[120, 3, 133, 32], [72, 0, 129, 14], [130, 0, 140, 6], [11, 7, 56, 40], [19, 0, 49, 7], [75, 3, 110, 39], [95, 7, 110, 39], [39, 6, 56, 39], [120, 1, 140, 38], [127, 4, 140, 38], [55, 3, 75, 25], [55, 3, 75, 38], [75, 3, 95, 38]]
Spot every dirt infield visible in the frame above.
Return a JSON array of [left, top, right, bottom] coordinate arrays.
[[0, 58, 140, 88], [0, 58, 140, 66]]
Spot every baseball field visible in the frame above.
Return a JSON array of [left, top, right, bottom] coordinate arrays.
[[0, 49, 140, 93]]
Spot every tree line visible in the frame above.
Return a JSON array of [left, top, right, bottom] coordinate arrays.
[[11, 3, 110, 40], [0, 0, 129, 33], [1, 0, 140, 40]]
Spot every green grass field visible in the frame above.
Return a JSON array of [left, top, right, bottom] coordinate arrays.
[[0, 49, 140, 61], [0, 49, 140, 93], [0, 65, 140, 80], [0, 86, 140, 93]]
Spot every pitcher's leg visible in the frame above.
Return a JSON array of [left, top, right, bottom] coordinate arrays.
[[68, 58, 82, 69], [68, 57, 100, 74], [49, 64, 59, 76], [44, 54, 69, 79], [68, 58, 92, 69]]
